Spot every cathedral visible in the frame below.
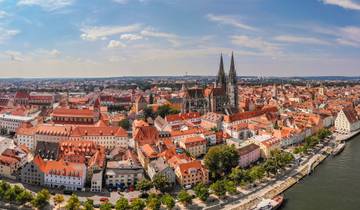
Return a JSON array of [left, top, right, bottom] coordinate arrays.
[[181, 52, 239, 115]]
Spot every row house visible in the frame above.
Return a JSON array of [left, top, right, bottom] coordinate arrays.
[[249, 135, 281, 158], [58, 140, 106, 182], [174, 160, 209, 187], [237, 143, 260, 168], [0, 145, 31, 179], [70, 125, 128, 150], [225, 123, 254, 140], [105, 155, 144, 189], [222, 106, 279, 130], [147, 157, 176, 185], [132, 125, 159, 150], [165, 112, 201, 130], [51, 107, 99, 125], [273, 127, 303, 148], [179, 136, 207, 157], [22, 155, 87, 191], [137, 144, 159, 171]]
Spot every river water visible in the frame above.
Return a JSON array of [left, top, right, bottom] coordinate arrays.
[[281, 134, 360, 210]]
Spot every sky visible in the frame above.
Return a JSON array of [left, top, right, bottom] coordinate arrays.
[[0, 0, 360, 78]]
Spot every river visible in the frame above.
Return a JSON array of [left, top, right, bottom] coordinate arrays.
[[281, 134, 360, 210]]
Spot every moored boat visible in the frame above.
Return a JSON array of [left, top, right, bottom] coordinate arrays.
[[332, 142, 346, 156], [251, 195, 284, 210]]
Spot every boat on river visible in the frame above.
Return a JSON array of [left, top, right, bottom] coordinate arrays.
[[251, 195, 284, 210], [332, 142, 346, 156]]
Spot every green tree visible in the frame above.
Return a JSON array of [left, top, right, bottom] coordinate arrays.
[[65, 194, 82, 210], [0, 181, 11, 199], [177, 190, 192, 205], [53, 194, 65, 207], [130, 198, 145, 210], [115, 197, 129, 210], [156, 105, 180, 118], [146, 194, 161, 210], [224, 180, 237, 195], [194, 183, 209, 201], [229, 167, 247, 185], [119, 119, 131, 130], [161, 194, 175, 210], [100, 202, 112, 210], [31, 189, 50, 209], [152, 174, 170, 192], [248, 165, 265, 181], [16, 190, 33, 204], [204, 145, 239, 179], [83, 199, 94, 210], [210, 180, 226, 197], [4, 186, 17, 202], [136, 179, 153, 192]]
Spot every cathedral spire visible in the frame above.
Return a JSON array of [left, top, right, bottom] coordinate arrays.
[[216, 53, 226, 88], [228, 52, 237, 84]]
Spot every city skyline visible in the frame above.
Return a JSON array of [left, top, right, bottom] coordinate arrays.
[[0, 0, 360, 77]]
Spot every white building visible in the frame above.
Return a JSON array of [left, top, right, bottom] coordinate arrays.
[[43, 161, 87, 191], [91, 171, 103, 192], [0, 113, 38, 134], [70, 126, 129, 150], [105, 160, 143, 189], [335, 108, 360, 133]]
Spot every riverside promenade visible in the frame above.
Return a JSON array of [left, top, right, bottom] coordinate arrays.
[[226, 130, 360, 210], [224, 146, 332, 210]]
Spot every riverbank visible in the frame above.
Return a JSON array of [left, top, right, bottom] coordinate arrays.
[[335, 130, 360, 142], [226, 130, 360, 210], [226, 147, 330, 210]]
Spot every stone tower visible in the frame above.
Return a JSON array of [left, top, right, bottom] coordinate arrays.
[[216, 54, 227, 89], [227, 52, 238, 112]]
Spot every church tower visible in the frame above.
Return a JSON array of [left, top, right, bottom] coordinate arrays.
[[227, 52, 238, 112], [216, 54, 227, 89]]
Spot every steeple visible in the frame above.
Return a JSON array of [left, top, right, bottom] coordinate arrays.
[[216, 53, 226, 88], [228, 52, 237, 84]]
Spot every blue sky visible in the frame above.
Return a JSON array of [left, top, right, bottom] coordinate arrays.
[[0, 0, 359, 77]]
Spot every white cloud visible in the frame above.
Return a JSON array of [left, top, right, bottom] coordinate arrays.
[[274, 35, 331, 45], [0, 10, 9, 18], [321, 0, 360, 10], [4, 51, 25, 61], [33, 49, 61, 57], [206, 14, 257, 31], [336, 26, 360, 47], [80, 24, 141, 41], [140, 28, 177, 39], [107, 40, 126, 49], [140, 27, 180, 46], [231, 35, 281, 55], [0, 28, 20, 43], [120, 33, 143, 41], [17, 0, 74, 11], [336, 38, 360, 47]]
